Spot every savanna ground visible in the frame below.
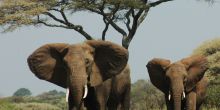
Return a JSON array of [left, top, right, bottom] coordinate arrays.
[[0, 79, 219, 110]]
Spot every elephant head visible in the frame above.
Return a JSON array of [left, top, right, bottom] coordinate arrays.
[[27, 40, 128, 110], [146, 55, 207, 110]]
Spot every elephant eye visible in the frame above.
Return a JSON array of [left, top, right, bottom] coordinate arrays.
[[85, 58, 90, 65]]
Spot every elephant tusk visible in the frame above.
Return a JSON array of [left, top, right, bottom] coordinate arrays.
[[183, 91, 186, 99], [168, 91, 171, 101], [83, 85, 88, 99], [66, 88, 69, 102]]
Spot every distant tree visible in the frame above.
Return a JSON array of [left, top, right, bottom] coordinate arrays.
[[1, 0, 212, 49], [13, 88, 32, 97]]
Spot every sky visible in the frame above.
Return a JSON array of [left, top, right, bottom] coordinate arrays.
[[0, 0, 220, 97]]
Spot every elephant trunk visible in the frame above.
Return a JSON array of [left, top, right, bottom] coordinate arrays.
[[171, 79, 184, 110], [68, 65, 88, 110]]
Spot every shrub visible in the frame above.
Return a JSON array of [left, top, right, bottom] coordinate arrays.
[[13, 88, 32, 97]]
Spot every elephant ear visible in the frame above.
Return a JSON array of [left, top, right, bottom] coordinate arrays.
[[27, 43, 69, 88], [146, 58, 171, 93], [181, 55, 208, 92], [86, 40, 129, 80]]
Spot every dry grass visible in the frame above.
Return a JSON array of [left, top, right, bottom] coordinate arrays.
[[13, 103, 61, 110]]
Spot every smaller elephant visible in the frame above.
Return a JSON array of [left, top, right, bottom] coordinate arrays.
[[146, 55, 209, 110], [85, 65, 131, 110]]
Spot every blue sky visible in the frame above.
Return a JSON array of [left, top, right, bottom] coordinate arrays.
[[0, 0, 220, 97]]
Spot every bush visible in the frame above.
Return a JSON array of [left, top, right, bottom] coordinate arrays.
[[203, 76, 220, 109], [36, 90, 65, 105], [131, 80, 165, 110], [13, 88, 32, 97]]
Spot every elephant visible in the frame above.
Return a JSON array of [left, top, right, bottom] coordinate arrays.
[[146, 55, 209, 110], [84, 65, 130, 110], [27, 40, 130, 110]]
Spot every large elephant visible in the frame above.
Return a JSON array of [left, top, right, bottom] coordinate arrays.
[[146, 55, 209, 110], [27, 40, 130, 110]]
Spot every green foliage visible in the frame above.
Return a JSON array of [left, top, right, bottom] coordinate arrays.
[[0, 0, 145, 32], [0, 0, 53, 32], [35, 89, 67, 108], [13, 88, 32, 97]]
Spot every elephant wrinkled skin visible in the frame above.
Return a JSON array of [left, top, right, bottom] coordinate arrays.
[[27, 40, 130, 110], [146, 55, 209, 110]]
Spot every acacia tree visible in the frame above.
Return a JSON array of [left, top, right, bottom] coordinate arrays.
[[0, 0, 213, 48], [0, 0, 174, 49]]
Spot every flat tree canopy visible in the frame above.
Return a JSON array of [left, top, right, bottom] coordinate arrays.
[[0, 0, 214, 48], [0, 0, 174, 48]]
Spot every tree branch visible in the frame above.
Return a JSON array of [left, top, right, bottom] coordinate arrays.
[[149, 0, 173, 7], [104, 7, 127, 37], [60, 8, 69, 23], [137, 8, 150, 27], [37, 16, 69, 29], [68, 24, 93, 40], [122, 9, 144, 49], [43, 12, 67, 25], [39, 12, 93, 40], [87, 2, 128, 40], [121, 0, 173, 48], [102, 19, 109, 40], [125, 9, 132, 32]]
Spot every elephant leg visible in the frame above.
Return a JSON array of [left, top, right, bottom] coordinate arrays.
[[95, 84, 110, 110], [120, 86, 130, 110], [195, 77, 208, 110], [107, 95, 119, 110], [108, 103, 119, 110], [96, 95, 107, 110], [186, 91, 196, 110]]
